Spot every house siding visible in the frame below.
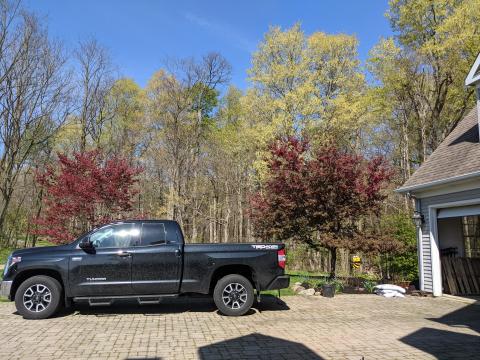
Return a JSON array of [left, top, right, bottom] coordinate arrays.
[[418, 187, 480, 293]]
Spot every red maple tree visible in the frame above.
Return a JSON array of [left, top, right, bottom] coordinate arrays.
[[33, 150, 143, 243], [250, 136, 394, 278]]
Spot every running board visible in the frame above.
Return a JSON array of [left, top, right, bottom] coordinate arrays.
[[137, 297, 161, 305], [73, 294, 178, 306], [88, 298, 113, 307]]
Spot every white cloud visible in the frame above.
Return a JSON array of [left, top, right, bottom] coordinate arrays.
[[185, 12, 255, 53]]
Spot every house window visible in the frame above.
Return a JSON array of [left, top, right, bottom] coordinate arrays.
[[461, 216, 480, 258]]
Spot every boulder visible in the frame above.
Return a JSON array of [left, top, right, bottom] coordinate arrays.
[[299, 288, 315, 296], [293, 285, 306, 293]]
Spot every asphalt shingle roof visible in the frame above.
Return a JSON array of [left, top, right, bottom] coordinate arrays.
[[399, 107, 480, 191]]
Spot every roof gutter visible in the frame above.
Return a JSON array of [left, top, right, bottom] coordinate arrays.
[[396, 171, 480, 194]]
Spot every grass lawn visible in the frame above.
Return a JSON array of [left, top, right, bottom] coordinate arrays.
[[261, 288, 296, 296]]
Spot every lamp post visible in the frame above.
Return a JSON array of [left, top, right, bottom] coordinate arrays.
[[412, 210, 424, 228]]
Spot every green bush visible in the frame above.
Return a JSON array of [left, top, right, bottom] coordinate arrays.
[[363, 280, 377, 293], [380, 213, 418, 282]]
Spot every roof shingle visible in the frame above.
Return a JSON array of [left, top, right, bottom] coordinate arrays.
[[399, 107, 480, 191]]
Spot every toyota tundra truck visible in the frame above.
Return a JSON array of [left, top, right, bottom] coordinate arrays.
[[0, 220, 289, 319]]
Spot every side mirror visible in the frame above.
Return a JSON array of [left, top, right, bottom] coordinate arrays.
[[79, 239, 95, 253]]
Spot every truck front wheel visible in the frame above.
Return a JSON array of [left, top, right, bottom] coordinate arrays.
[[213, 274, 254, 316], [14, 275, 63, 320]]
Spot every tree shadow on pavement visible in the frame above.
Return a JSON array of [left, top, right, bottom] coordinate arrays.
[[400, 301, 480, 359], [427, 301, 480, 334], [198, 333, 323, 360]]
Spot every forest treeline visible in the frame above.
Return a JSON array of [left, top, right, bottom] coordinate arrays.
[[0, 0, 479, 252]]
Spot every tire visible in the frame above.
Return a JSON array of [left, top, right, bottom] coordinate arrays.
[[213, 274, 254, 316], [14, 275, 63, 320]]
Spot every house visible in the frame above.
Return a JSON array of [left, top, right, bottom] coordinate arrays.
[[396, 53, 480, 297]]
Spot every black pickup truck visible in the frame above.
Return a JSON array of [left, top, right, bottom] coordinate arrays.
[[0, 220, 289, 319]]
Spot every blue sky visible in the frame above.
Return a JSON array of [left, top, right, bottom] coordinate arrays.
[[26, 0, 392, 89]]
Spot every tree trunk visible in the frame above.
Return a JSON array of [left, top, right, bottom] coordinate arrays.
[[419, 108, 428, 163], [213, 195, 218, 243], [209, 201, 213, 243], [238, 189, 243, 242], [80, 122, 87, 153], [167, 183, 175, 219], [0, 189, 13, 242], [329, 247, 337, 279], [224, 206, 230, 243], [223, 183, 230, 243], [191, 172, 198, 242], [401, 114, 412, 210], [246, 215, 252, 242]]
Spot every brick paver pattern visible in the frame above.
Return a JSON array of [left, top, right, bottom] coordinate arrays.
[[0, 294, 478, 360]]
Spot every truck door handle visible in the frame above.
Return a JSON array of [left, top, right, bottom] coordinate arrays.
[[117, 251, 131, 257], [175, 249, 182, 257]]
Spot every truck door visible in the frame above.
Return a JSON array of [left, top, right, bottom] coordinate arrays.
[[130, 222, 182, 294], [69, 223, 140, 296]]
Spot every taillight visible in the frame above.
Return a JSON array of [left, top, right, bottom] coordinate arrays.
[[277, 248, 286, 269]]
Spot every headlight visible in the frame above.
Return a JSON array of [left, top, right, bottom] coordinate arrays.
[[3, 255, 11, 276], [3, 254, 21, 277]]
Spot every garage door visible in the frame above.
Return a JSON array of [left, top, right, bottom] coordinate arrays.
[[437, 204, 480, 219]]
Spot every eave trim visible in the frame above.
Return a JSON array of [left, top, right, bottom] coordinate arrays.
[[396, 171, 480, 194]]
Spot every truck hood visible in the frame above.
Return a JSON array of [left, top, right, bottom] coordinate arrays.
[[12, 244, 73, 257]]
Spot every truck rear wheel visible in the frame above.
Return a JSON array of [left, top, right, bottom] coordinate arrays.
[[14, 275, 63, 320], [213, 274, 254, 316]]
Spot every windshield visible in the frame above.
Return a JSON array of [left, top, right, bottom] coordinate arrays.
[[70, 227, 97, 245]]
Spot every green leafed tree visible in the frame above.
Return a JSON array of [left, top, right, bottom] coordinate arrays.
[[101, 78, 147, 159], [248, 24, 368, 146], [369, 0, 480, 188]]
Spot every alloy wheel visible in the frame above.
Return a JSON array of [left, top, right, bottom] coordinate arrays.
[[23, 284, 52, 313], [222, 282, 248, 309]]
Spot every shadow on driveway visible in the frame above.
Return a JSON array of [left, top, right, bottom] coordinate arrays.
[[15, 294, 290, 318], [198, 333, 323, 360], [428, 301, 480, 334], [400, 301, 480, 359]]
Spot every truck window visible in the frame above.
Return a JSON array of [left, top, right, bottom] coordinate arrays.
[[141, 223, 167, 246], [90, 223, 140, 248]]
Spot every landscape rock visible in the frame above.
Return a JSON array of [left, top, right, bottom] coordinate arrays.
[[314, 291, 321, 296], [299, 288, 315, 296], [293, 285, 306, 293]]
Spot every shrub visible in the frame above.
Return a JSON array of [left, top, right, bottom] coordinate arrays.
[[33, 150, 143, 243], [379, 213, 418, 282], [363, 280, 377, 293]]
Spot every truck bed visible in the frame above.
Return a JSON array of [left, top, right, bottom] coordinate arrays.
[[181, 243, 286, 294]]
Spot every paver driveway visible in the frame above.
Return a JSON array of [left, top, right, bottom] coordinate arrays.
[[0, 294, 478, 360]]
